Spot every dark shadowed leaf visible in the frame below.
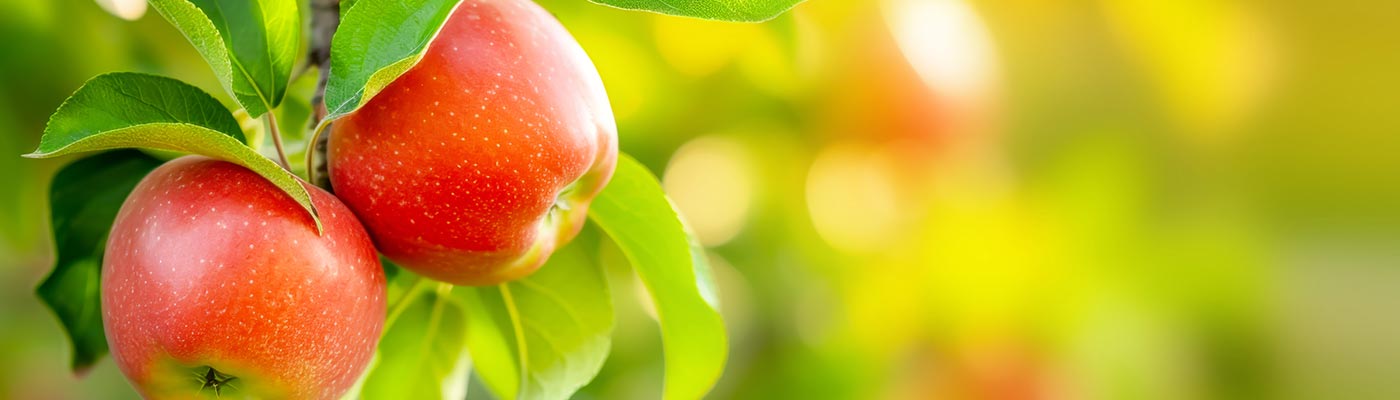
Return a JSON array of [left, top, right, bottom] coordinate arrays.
[[37, 150, 162, 373]]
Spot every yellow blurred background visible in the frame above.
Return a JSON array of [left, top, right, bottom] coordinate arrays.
[[4, 0, 1400, 398]]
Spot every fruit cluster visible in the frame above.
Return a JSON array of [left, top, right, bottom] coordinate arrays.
[[99, 1, 615, 397]]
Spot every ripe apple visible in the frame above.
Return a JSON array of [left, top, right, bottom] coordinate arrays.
[[102, 156, 386, 399], [328, 0, 617, 285]]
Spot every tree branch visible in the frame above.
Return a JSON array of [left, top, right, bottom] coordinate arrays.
[[307, 0, 339, 189]]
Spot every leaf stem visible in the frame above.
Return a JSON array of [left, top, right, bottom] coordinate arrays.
[[265, 111, 292, 171], [499, 283, 530, 379], [418, 283, 451, 361], [384, 274, 428, 331]]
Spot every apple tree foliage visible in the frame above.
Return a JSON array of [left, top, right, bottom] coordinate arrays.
[[27, 0, 803, 398]]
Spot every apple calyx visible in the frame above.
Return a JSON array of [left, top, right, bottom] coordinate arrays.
[[195, 366, 238, 397]]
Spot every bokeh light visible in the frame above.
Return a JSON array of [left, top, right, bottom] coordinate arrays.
[[663, 135, 755, 247], [884, 0, 998, 107], [95, 0, 146, 21], [805, 143, 905, 254]]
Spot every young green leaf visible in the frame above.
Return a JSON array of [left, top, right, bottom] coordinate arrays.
[[323, 0, 461, 119], [148, 0, 301, 116], [588, 0, 803, 22], [587, 154, 726, 400], [458, 235, 614, 400], [360, 287, 471, 400], [37, 150, 163, 373], [25, 72, 322, 232]]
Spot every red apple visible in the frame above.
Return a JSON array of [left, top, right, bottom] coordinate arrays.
[[328, 0, 617, 285], [102, 156, 385, 399]]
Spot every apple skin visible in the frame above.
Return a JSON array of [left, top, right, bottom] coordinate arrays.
[[328, 0, 617, 286], [102, 156, 385, 399]]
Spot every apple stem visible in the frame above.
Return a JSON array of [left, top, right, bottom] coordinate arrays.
[[265, 111, 293, 172], [305, 119, 331, 185]]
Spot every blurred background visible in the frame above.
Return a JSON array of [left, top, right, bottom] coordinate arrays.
[[4, 0, 1400, 398]]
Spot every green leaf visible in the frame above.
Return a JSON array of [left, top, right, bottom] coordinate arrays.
[[149, 0, 301, 116], [37, 72, 245, 146], [24, 73, 322, 233], [588, 0, 803, 22], [459, 235, 614, 400], [37, 150, 163, 373], [587, 154, 726, 400], [341, 0, 361, 16], [323, 0, 461, 119], [360, 285, 471, 400]]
